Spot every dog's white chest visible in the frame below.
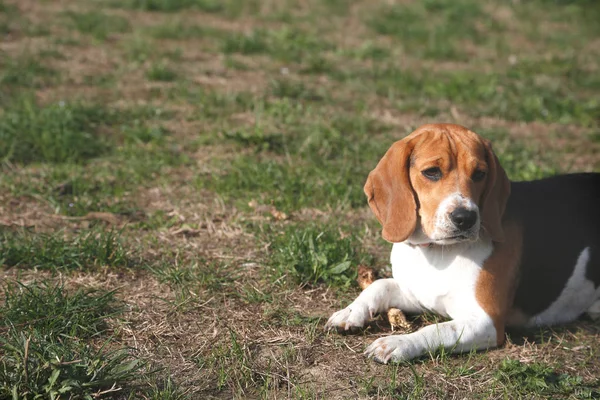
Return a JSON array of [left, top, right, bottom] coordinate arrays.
[[390, 241, 493, 319]]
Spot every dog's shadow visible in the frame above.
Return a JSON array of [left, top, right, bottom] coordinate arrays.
[[506, 316, 600, 346], [359, 313, 600, 347]]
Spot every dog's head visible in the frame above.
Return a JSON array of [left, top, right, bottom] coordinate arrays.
[[364, 124, 511, 245]]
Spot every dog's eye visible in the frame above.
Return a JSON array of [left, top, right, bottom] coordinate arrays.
[[422, 167, 442, 181], [472, 170, 486, 182]]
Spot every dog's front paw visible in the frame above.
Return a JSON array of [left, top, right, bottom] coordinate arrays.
[[325, 303, 374, 332], [364, 335, 412, 364]]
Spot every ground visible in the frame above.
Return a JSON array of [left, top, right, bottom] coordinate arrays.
[[1, 0, 599, 398]]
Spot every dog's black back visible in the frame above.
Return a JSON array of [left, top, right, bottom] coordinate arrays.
[[506, 173, 600, 316]]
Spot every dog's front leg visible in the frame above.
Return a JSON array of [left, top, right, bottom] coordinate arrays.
[[364, 317, 497, 363], [325, 278, 414, 331]]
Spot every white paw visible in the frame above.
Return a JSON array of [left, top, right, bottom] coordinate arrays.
[[364, 335, 412, 364], [325, 303, 374, 332]]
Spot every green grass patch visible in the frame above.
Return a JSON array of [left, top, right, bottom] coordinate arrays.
[[125, 34, 155, 62], [0, 1, 48, 38], [0, 281, 145, 399], [1, 115, 186, 216], [510, 55, 600, 93], [0, 54, 59, 102], [368, 0, 503, 60], [262, 306, 321, 328], [517, 0, 600, 46], [138, 376, 190, 399], [0, 98, 114, 164], [0, 97, 175, 165], [171, 85, 254, 120], [147, 259, 236, 292], [146, 62, 178, 81], [479, 129, 561, 181], [222, 27, 334, 63], [0, 55, 57, 87], [148, 258, 272, 308], [114, 0, 224, 12], [358, 67, 599, 125], [112, 0, 258, 16], [146, 20, 225, 39], [202, 329, 263, 394], [0, 1, 18, 37], [12, 163, 142, 217], [494, 358, 600, 397], [200, 156, 367, 211], [268, 224, 373, 287], [83, 71, 117, 87], [1, 281, 120, 337], [222, 29, 268, 54], [344, 42, 391, 61], [0, 228, 133, 272], [201, 99, 394, 210], [65, 10, 130, 40], [0, 0, 16, 13], [300, 55, 338, 75], [269, 78, 327, 101], [221, 98, 389, 161]]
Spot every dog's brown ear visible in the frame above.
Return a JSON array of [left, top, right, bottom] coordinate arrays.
[[364, 138, 417, 243], [481, 140, 511, 242]]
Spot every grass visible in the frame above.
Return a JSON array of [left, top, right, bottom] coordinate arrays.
[[0, 54, 59, 89], [347, 67, 599, 125], [206, 329, 261, 394], [200, 99, 394, 210], [0, 98, 186, 215], [112, 0, 259, 17], [0, 228, 133, 272], [147, 259, 236, 291], [0, 98, 114, 164], [0, 0, 48, 39], [0, 54, 59, 106], [146, 20, 224, 40], [222, 27, 334, 63], [1, 0, 599, 397], [494, 358, 600, 398], [114, 0, 224, 13], [65, 10, 130, 40], [369, 0, 507, 61], [200, 156, 368, 210], [269, 78, 327, 100], [0, 281, 120, 337], [0, 97, 177, 165], [1, 140, 185, 218], [221, 29, 269, 55], [0, 281, 145, 399], [269, 224, 373, 287], [124, 34, 155, 62], [141, 376, 190, 399], [479, 129, 561, 181], [146, 62, 178, 82]]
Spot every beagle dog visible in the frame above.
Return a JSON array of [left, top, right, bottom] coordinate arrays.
[[325, 123, 600, 364]]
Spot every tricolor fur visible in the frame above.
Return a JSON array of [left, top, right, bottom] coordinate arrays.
[[325, 123, 600, 364]]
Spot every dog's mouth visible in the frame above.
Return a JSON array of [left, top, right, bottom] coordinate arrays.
[[446, 234, 469, 240], [432, 232, 477, 245]]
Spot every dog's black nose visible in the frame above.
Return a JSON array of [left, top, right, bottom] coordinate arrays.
[[450, 208, 478, 230]]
